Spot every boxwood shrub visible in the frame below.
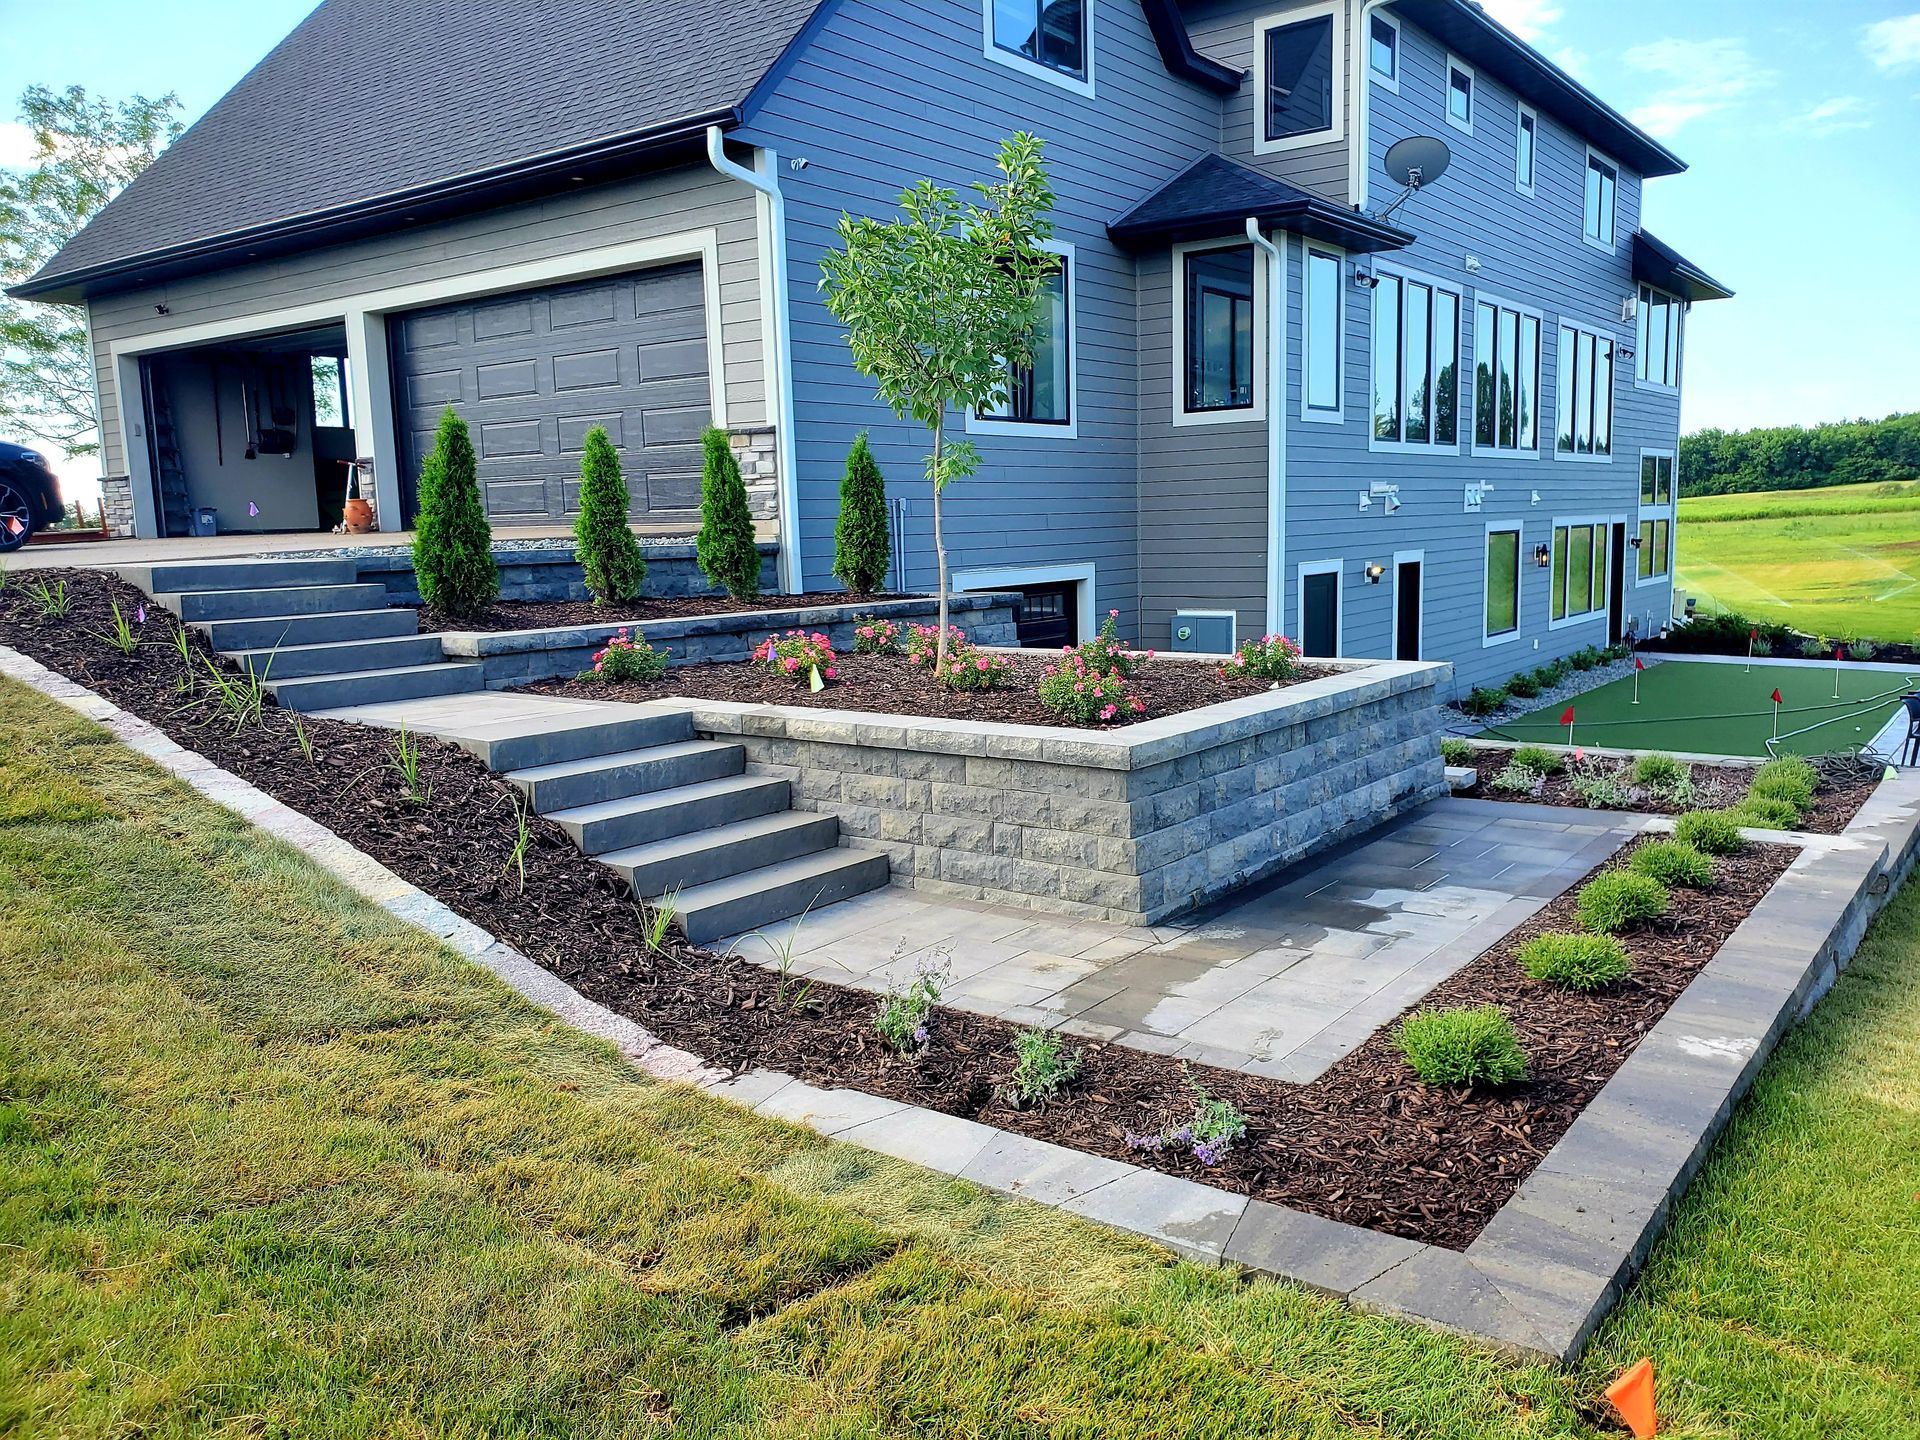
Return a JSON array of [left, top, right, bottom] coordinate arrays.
[[1517, 932, 1633, 990], [1396, 1005, 1528, 1086], [1576, 871, 1671, 933], [1629, 839, 1715, 888], [1461, 686, 1509, 717], [1750, 756, 1817, 811], [1511, 744, 1565, 776], [1674, 809, 1747, 855], [1440, 737, 1473, 766], [1505, 672, 1542, 699], [1732, 794, 1803, 830]]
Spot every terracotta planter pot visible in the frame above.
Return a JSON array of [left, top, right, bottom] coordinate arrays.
[[342, 497, 376, 533]]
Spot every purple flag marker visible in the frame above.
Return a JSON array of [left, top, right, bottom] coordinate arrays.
[[248, 501, 260, 517]]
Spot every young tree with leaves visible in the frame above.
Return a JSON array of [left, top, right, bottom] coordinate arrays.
[[573, 425, 646, 603], [696, 427, 760, 600], [412, 408, 497, 617], [819, 132, 1056, 667], [833, 430, 890, 595], [1, 85, 182, 458]]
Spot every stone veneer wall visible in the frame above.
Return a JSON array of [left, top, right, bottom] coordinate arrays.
[[99, 476, 136, 537], [682, 659, 1451, 925], [728, 426, 779, 519]]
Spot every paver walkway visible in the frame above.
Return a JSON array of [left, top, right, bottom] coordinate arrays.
[[724, 799, 1644, 1082]]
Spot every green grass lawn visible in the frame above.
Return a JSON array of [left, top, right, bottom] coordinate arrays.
[[5, 675, 1920, 1437], [1485, 659, 1915, 757], [1677, 480, 1920, 646]]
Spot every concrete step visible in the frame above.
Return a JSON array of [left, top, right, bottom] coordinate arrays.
[[265, 660, 485, 712], [461, 710, 694, 772], [231, 633, 445, 679], [508, 739, 744, 813], [200, 607, 420, 650], [671, 848, 892, 944], [602, 811, 841, 896], [130, 557, 359, 594], [170, 583, 392, 622], [548, 773, 791, 853]]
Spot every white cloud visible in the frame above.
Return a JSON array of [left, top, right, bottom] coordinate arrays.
[[0, 121, 38, 170], [1477, 0, 1564, 44], [1862, 14, 1920, 70], [1548, 46, 1592, 84], [1800, 95, 1873, 134], [1623, 37, 1775, 138]]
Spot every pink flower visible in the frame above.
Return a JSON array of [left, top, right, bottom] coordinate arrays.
[[1100, 705, 1117, 720], [1074, 682, 1085, 693], [783, 657, 799, 672], [975, 656, 989, 671], [824, 667, 837, 679]]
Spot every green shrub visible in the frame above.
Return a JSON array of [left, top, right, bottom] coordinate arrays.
[[580, 629, 668, 683], [1629, 839, 1714, 888], [1674, 808, 1748, 854], [1576, 871, 1671, 933], [1849, 638, 1877, 661], [1535, 658, 1571, 686], [1460, 685, 1508, 717], [1568, 646, 1602, 672], [1517, 932, 1633, 991], [1491, 763, 1542, 794], [1567, 766, 1633, 809], [695, 427, 761, 600], [411, 408, 498, 618], [572, 426, 646, 604], [1750, 756, 1817, 811], [1396, 1005, 1528, 1086], [1505, 671, 1542, 699], [1220, 633, 1301, 682], [1511, 744, 1564, 776], [1631, 752, 1686, 787], [832, 430, 891, 595], [1440, 737, 1473, 766], [1733, 795, 1803, 830], [1005, 1028, 1082, 1107]]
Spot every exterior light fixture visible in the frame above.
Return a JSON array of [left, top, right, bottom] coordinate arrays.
[[1628, 534, 1644, 550], [1534, 543, 1552, 568], [1364, 561, 1386, 584]]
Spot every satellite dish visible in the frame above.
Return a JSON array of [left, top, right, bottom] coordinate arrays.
[[1384, 135, 1451, 190]]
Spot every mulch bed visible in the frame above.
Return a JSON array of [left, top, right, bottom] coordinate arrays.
[[0, 566, 1807, 1250], [527, 651, 1323, 730], [1464, 744, 1882, 835], [415, 592, 917, 633]]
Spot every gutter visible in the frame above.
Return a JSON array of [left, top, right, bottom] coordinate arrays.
[[1245, 218, 1286, 638], [705, 126, 803, 595]]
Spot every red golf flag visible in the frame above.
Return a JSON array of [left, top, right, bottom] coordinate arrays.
[[1771, 688, 1782, 704], [1560, 705, 1576, 726], [1749, 626, 1758, 640], [1634, 657, 1645, 671], [1835, 646, 1845, 661]]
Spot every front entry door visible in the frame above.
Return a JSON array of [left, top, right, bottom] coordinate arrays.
[[1608, 523, 1627, 644], [1301, 569, 1339, 658], [1394, 560, 1422, 661]]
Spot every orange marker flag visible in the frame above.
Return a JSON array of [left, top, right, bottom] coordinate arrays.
[[1604, 1357, 1657, 1438]]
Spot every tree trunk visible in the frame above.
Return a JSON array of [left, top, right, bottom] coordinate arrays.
[[931, 416, 950, 671]]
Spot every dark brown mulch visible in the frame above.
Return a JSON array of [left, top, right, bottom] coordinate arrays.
[[527, 651, 1326, 730], [415, 593, 917, 633], [0, 566, 1802, 1249]]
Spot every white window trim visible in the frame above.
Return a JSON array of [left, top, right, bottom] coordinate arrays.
[[1393, 548, 1424, 661], [1468, 289, 1545, 462], [1253, 2, 1346, 156], [1445, 54, 1475, 135], [1632, 283, 1682, 394], [982, 0, 1095, 97], [1546, 513, 1616, 632], [1637, 447, 1677, 511], [1296, 557, 1344, 657], [1634, 514, 1674, 589], [1583, 145, 1619, 254], [1299, 238, 1346, 425], [1368, 10, 1400, 92], [1482, 522, 1524, 648], [968, 239, 1078, 440], [1553, 316, 1622, 465], [951, 560, 1097, 640], [1368, 259, 1463, 454], [1173, 238, 1267, 428], [1515, 102, 1538, 197]]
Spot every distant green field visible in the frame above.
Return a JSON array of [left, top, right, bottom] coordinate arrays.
[[1677, 480, 1920, 646]]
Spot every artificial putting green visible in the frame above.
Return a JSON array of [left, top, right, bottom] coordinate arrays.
[[1484, 659, 1917, 757]]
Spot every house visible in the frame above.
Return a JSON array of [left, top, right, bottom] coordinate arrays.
[[13, 0, 1731, 691]]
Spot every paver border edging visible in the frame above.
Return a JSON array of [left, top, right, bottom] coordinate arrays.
[[6, 642, 1914, 1365]]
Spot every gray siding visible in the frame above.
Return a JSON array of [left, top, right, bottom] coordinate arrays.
[[1188, 0, 1352, 203]]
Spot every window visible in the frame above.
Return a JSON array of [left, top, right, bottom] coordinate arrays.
[[1638, 518, 1671, 579], [1485, 527, 1520, 639], [1303, 245, 1343, 417], [1636, 285, 1681, 388], [311, 356, 351, 427], [1639, 453, 1673, 581], [990, 0, 1088, 83], [1515, 104, 1537, 194], [1555, 323, 1615, 458], [1371, 269, 1458, 447], [1639, 452, 1674, 507], [1258, 8, 1340, 149], [1584, 151, 1618, 249], [1182, 245, 1256, 415], [1472, 299, 1539, 454], [1369, 12, 1398, 85], [1550, 521, 1608, 623], [1446, 57, 1474, 132], [980, 252, 1071, 428]]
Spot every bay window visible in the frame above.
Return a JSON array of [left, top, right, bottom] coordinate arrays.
[[1473, 298, 1539, 453], [1555, 323, 1614, 458], [1372, 270, 1458, 446], [1182, 245, 1256, 414]]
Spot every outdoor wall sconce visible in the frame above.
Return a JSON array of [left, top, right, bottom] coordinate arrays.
[[1364, 562, 1386, 584], [1628, 534, 1644, 550], [1534, 543, 1552, 568]]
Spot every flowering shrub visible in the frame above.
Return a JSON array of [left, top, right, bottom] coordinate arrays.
[[874, 959, 946, 1054], [1076, 609, 1151, 680], [905, 622, 967, 669], [1219, 633, 1301, 682], [905, 622, 1011, 692], [1124, 1073, 1249, 1167], [754, 629, 838, 686], [1038, 658, 1144, 725], [581, 629, 668, 683], [852, 615, 903, 655]]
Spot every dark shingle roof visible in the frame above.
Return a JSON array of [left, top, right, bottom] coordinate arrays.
[[1633, 231, 1733, 303], [15, 0, 827, 299], [1108, 153, 1413, 252]]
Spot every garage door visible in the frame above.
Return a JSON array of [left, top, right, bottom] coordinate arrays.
[[390, 264, 710, 525]]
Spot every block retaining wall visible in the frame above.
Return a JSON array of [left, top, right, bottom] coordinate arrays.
[[354, 541, 780, 606]]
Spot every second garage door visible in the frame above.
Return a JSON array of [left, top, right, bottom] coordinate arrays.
[[390, 263, 711, 525]]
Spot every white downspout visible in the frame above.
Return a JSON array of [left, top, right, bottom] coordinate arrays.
[[705, 126, 803, 594], [1246, 218, 1286, 637], [1349, 0, 1393, 211]]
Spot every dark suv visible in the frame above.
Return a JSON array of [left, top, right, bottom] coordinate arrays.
[[0, 440, 66, 552]]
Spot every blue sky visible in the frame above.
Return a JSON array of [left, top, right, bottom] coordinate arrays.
[[3, 0, 1916, 441]]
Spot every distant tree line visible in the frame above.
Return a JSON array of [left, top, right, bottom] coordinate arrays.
[[1680, 412, 1920, 497]]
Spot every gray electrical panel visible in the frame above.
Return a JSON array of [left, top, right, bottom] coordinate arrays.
[[1169, 611, 1235, 655]]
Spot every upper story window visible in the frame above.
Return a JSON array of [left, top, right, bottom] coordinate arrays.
[[1640, 452, 1674, 508], [989, 0, 1089, 88], [1584, 151, 1618, 250], [1303, 245, 1343, 419], [1371, 268, 1459, 447], [1255, 4, 1343, 153], [1515, 104, 1537, 195], [1556, 323, 1615, 459], [979, 250, 1072, 432], [1181, 244, 1257, 416], [1369, 13, 1399, 86], [1636, 285, 1681, 388], [1446, 56, 1475, 133], [1473, 298, 1541, 455]]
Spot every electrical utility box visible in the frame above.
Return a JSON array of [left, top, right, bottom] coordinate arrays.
[[1168, 611, 1234, 655]]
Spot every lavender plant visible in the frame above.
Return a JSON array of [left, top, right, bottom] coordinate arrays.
[[1125, 1072, 1248, 1166], [874, 957, 948, 1054], [1004, 1027, 1082, 1108]]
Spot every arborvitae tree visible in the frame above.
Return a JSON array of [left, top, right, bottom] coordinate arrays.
[[411, 407, 497, 617], [573, 425, 646, 603], [832, 430, 891, 595], [695, 427, 761, 600]]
